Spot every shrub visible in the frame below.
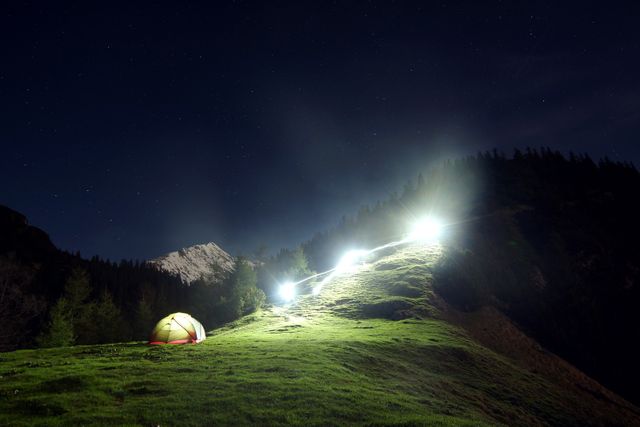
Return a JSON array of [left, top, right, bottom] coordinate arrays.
[[37, 298, 75, 348], [226, 258, 266, 319]]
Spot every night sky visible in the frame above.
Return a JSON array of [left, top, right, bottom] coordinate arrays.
[[2, 2, 639, 261]]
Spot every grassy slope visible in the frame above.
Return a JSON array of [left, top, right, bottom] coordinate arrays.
[[1, 244, 639, 426]]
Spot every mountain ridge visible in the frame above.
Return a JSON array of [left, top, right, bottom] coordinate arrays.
[[147, 242, 236, 285]]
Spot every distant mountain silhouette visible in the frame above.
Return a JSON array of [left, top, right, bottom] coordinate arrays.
[[0, 205, 59, 263]]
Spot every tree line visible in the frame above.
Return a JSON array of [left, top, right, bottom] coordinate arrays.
[[284, 147, 640, 405], [0, 235, 268, 350], [3, 147, 640, 406]]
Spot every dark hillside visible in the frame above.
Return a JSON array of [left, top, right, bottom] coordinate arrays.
[[0, 205, 243, 350], [0, 204, 184, 303], [301, 149, 640, 405], [0, 206, 59, 263]]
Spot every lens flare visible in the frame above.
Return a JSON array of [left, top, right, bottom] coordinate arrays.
[[335, 249, 369, 273], [277, 215, 448, 302], [278, 281, 296, 302], [407, 217, 444, 242]]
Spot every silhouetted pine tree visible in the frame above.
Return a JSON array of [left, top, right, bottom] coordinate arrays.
[[36, 298, 74, 348]]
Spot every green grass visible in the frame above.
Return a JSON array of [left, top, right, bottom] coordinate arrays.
[[1, 244, 638, 426]]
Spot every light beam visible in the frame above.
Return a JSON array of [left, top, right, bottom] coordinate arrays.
[[335, 249, 369, 273], [276, 215, 449, 303]]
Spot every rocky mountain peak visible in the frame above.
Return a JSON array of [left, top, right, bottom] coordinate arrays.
[[147, 242, 235, 285]]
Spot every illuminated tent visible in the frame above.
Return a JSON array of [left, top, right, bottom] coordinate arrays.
[[149, 312, 206, 344]]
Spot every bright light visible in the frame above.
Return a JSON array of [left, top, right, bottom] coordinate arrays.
[[276, 217, 446, 302], [335, 249, 369, 273], [407, 217, 444, 243], [278, 281, 296, 302]]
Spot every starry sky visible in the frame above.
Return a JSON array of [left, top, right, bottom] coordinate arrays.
[[1, 2, 639, 261]]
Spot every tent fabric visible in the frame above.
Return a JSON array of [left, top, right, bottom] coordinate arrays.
[[149, 312, 206, 345]]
